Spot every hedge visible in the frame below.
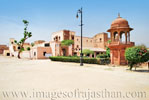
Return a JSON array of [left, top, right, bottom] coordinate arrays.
[[49, 56, 110, 65]]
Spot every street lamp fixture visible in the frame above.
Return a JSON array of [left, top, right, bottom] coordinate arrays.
[[76, 7, 83, 66]]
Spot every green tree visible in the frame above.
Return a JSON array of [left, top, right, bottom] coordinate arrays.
[[27, 47, 31, 51], [125, 45, 149, 70], [15, 20, 32, 59], [107, 40, 111, 44], [61, 40, 74, 46], [82, 49, 94, 56], [31, 43, 34, 47]]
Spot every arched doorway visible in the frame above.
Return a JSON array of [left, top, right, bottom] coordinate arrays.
[[62, 49, 66, 56]]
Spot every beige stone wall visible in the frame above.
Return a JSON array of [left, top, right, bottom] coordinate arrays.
[[51, 30, 64, 42], [93, 33, 108, 49], [74, 36, 94, 52], [74, 32, 108, 53], [20, 51, 31, 59], [3, 50, 10, 56], [51, 30, 75, 42]]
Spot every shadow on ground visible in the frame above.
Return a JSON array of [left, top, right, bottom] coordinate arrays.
[[126, 69, 149, 73], [132, 70, 149, 73]]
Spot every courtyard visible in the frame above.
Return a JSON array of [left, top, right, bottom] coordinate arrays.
[[0, 55, 149, 100]]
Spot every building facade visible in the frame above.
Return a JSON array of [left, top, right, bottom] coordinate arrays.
[[51, 30, 108, 57]]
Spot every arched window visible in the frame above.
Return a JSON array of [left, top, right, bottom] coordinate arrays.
[[120, 31, 125, 43], [114, 32, 118, 41]]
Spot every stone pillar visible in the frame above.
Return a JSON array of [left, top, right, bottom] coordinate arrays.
[[110, 32, 112, 42], [90, 54, 92, 58], [128, 32, 130, 42], [94, 52, 96, 58], [118, 50, 121, 65], [112, 32, 115, 42], [111, 32, 114, 42], [119, 33, 122, 43], [111, 50, 114, 64], [125, 31, 127, 44], [117, 32, 120, 42]]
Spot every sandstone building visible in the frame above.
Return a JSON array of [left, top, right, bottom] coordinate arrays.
[[51, 30, 108, 57], [107, 14, 135, 65]]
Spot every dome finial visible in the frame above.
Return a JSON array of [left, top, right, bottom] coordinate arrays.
[[118, 13, 120, 18]]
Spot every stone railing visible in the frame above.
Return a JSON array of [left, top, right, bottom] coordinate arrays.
[[108, 41, 135, 46]]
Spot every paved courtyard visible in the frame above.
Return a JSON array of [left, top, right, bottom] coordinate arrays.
[[0, 55, 149, 100]]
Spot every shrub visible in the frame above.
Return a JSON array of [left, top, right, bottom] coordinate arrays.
[[125, 45, 149, 70], [96, 54, 108, 58], [49, 56, 110, 65], [106, 47, 110, 58]]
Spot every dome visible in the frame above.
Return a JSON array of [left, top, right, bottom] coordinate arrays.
[[111, 16, 129, 29]]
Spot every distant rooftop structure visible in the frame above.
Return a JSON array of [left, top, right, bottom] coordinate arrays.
[[34, 40, 45, 44]]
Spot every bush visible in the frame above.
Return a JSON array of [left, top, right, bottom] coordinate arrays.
[[125, 45, 149, 70], [106, 47, 110, 58], [96, 54, 108, 58], [99, 58, 111, 65], [49, 56, 110, 65]]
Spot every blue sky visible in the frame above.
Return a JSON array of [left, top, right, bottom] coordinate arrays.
[[0, 0, 149, 47]]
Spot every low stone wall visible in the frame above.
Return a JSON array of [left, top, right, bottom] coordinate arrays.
[[20, 51, 31, 59]]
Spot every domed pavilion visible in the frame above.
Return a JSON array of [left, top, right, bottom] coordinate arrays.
[[107, 14, 135, 65]]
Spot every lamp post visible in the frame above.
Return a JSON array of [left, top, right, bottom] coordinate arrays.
[[76, 7, 83, 66]]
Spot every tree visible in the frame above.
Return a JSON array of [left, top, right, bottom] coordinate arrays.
[[14, 20, 32, 59], [31, 43, 34, 47], [27, 47, 31, 51], [125, 45, 149, 70], [61, 40, 74, 46], [82, 49, 94, 56]]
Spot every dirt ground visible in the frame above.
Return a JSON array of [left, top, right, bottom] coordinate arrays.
[[0, 55, 149, 100]]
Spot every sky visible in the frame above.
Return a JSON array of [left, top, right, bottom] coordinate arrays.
[[0, 0, 149, 47]]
